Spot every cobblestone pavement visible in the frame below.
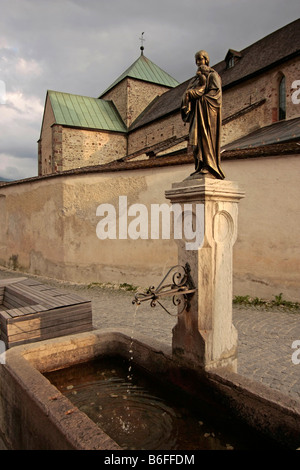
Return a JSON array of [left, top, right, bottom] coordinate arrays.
[[0, 268, 299, 401]]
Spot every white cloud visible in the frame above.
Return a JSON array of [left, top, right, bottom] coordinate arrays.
[[15, 57, 42, 77], [0, 153, 37, 180], [2, 91, 43, 121], [0, 92, 42, 179]]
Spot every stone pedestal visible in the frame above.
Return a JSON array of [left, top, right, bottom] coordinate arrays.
[[165, 175, 245, 372]]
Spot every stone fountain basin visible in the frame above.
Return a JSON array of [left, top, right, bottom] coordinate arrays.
[[0, 328, 299, 450]]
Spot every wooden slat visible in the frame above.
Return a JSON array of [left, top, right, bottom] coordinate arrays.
[[3, 291, 34, 309], [8, 321, 92, 343], [25, 304, 49, 313], [8, 283, 89, 309], [6, 285, 62, 309], [5, 286, 39, 306], [0, 286, 4, 303], [0, 310, 12, 321], [6, 312, 92, 339], [5, 285, 42, 305], [1, 307, 24, 318], [5, 324, 93, 348], [4, 302, 91, 324], [0, 278, 28, 288], [19, 286, 72, 307], [0, 279, 93, 349], [5, 305, 92, 332]]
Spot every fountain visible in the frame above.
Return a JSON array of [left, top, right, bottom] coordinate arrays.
[[0, 50, 299, 450], [1, 172, 299, 450]]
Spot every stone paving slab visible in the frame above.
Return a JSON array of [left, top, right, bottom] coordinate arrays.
[[0, 268, 299, 400]]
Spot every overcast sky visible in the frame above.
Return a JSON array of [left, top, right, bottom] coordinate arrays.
[[0, 0, 299, 180]]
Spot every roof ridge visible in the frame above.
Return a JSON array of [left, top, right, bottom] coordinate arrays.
[[48, 89, 109, 101], [239, 18, 300, 55], [99, 54, 179, 97]]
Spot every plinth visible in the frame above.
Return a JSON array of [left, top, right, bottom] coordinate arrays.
[[165, 175, 245, 372]]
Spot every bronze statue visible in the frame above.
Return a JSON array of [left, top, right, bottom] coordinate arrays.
[[181, 50, 225, 179]]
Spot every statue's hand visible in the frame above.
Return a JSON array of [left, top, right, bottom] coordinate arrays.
[[188, 88, 204, 99], [182, 92, 190, 106]]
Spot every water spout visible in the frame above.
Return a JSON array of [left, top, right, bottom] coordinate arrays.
[[132, 263, 196, 316]]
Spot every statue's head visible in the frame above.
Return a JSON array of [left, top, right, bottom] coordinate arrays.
[[195, 50, 210, 66]]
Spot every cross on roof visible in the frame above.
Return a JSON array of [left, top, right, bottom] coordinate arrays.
[[139, 32, 145, 54]]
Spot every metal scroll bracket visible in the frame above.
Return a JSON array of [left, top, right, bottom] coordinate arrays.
[[132, 263, 196, 316]]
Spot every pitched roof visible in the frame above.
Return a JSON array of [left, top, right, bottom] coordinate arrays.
[[48, 90, 127, 132], [214, 18, 300, 88], [130, 19, 300, 131], [99, 53, 179, 97], [222, 116, 300, 150]]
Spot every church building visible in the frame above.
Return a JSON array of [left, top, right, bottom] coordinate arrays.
[[38, 19, 300, 176], [1, 19, 299, 302]]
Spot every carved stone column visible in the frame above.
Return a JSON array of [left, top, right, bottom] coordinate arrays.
[[165, 175, 245, 372]]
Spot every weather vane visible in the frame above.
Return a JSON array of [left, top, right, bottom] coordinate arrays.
[[139, 32, 145, 55]]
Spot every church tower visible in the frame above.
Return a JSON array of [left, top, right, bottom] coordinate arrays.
[[99, 46, 179, 128], [38, 43, 179, 175]]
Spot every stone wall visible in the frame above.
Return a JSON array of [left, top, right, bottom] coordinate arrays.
[[40, 122, 127, 175], [127, 57, 300, 152], [0, 153, 299, 301], [59, 127, 127, 171], [222, 58, 299, 125], [127, 112, 186, 156], [39, 57, 299, 174], [221, 100, 266, 145], [38, 94, 55, 175], [102, 77, 172, 128], [101, 80, 128, 126]]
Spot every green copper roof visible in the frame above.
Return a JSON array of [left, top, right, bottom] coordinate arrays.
[[100, 54, 179, 96], [48, 90, 127, 132]]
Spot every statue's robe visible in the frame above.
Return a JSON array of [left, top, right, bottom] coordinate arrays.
[[181, 69, 225, 179]]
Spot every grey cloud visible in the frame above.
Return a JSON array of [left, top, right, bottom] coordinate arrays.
[[0, 0, 299, 179]]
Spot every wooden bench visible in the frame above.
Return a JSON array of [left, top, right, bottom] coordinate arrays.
[[0, 278, 93, 348]]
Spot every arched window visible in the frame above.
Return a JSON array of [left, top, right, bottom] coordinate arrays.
[[278, 75, 286, 120]]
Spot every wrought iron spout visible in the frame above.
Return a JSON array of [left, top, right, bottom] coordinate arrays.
[[132, 263, 196, 316]]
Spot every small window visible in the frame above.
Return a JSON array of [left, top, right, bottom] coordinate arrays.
[[227, 56, 235, 69], [225, 50, 242, 69], [278, 75, 286, 120]]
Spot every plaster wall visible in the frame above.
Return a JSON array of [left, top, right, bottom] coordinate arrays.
[[225, 154, 300, 301], [0, 154, 299, 301], [0, 180, 65, 277]]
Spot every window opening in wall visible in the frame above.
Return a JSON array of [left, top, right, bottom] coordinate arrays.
[[278, 75, 286, 120], [227, 56, 235, 69]]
